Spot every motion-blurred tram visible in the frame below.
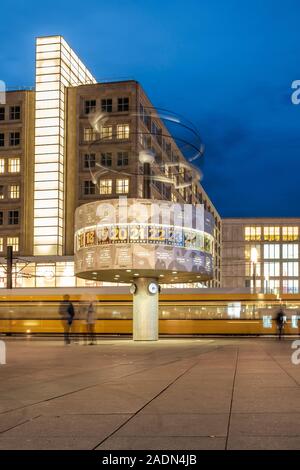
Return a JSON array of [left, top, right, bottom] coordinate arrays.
[[0, 288, 300, 336]]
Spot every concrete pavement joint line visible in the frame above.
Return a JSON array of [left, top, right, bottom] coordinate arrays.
[[92, 346, 226, 450], [0, 414, 42, 436], [0, 341, 221, 417], [225, 346, 239, 451], [260, 341, 300, 388]]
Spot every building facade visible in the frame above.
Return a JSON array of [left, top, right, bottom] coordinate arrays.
[[222, 218, 300, 294], [0, 35, 221, 289]]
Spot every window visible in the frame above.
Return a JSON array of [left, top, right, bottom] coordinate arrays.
[[10, 132, 20, 146], [246, 262, 261, 277], [0, 212, 3, 225], [84, 100, 96, 114], [151, 121, 162, 144], [10, 106, 21, 120], [118, 97, 129, 112], [245, 245, 261, 260], [8, 210, 19, 225], [263, 226, 280, 241], [0, 186, 4, 199], [9, 185, 20, 199], [264, 262, 280, 277], [99, 179, 112, 195], [100, 126, 113, 140], [117, 151, 129, 166], [0, 238, 3, 251], [116, 178, 129, 194], [83, 180, 95, 195], [83, 128, 97, 142], [282, 226, 298, 241], [283, 279, 299, 294], [8, 158, 20, 173], [0, 107, 4, 121], [116, 124, 130, 139], [245, 226, 261, 241], [101, 153, 112, 167], [263, 244, 280, 259], [0, 134, 4, 147], [268, 279, 280, 294], [0, 159, 5, 173], [83, 153, 96, 169], [101, 99, 112, 113], [7, 237, 19, 252], [282, 262, 298, 277], [282, 244, 298, 259]]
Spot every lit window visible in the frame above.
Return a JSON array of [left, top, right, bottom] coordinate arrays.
[[83, 128, 97, 142], [263, 244, 280, 259], [101, 153, 112, 167], [282, 244, 298, 259], [0, 186, 4, 199], [117, 152, 129, 167], [84, 100, 96, 114], [10, 132, 20, 146], [9, 185, 20, 199], [10, 106, 21, 120], [283, 279, 298, 294], [264, 262, 280, 277], [99, 179, 112, 195], [8, 158, 20, 173], [0, 238, 3, 251], [116, 124, 130, 140], [7, 237, 19, 252], [0, 159, 5, 173], [282, 226, 298, 241], [116, 178, 129, 194], [83, 180, 96, 195], [118, 97, 129, 112], [282, 262, 298, 277], [263, 226, 280, 241], [246, 262, 261, 277], [0, 134, 4, 147], [245, 226, 261, 241], [245, 245, 260, 260], [0, 108, 4, 121], [100, 126, 113, 140], [101, 99, 112, 113], [268, 279, 280, 294], [8, 210, 19, 225]]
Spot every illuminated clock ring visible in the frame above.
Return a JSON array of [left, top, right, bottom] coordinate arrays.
[[87, 107, 204, 192]]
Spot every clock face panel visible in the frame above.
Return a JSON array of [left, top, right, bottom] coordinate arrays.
[[148, 282, 158, 294], [130, 283, 137, 294]]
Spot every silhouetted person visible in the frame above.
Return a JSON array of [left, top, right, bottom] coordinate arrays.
[[59, 294, 75, 345], [276, 308, 285, 340], [86, 301, 96, 345]]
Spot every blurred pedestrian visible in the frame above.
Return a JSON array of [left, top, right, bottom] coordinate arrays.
[[276, 308, 285, 340], [86, 300, 96, 345], [59, 294, 75, 345]]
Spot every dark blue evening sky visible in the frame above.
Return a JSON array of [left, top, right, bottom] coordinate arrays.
[[1, 0, 300, 217]]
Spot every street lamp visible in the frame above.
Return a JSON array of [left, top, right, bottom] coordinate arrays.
[[250, 247, 258, 294]]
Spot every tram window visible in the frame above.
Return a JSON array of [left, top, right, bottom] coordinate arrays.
[[263, 315, 272, 328], [291, 315, 299, 329]]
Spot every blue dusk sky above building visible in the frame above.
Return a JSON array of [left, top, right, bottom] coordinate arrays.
[[0, 0, 300, 217]]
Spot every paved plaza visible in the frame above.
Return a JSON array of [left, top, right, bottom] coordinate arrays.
[[0, 337, 300, 450]]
